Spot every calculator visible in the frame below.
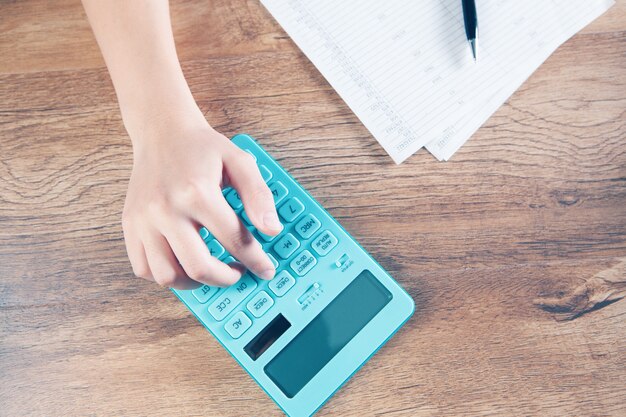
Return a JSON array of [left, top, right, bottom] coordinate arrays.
[[172, 134, 414, 417]]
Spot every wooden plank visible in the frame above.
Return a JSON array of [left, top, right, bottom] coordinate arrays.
[[0, 0, 290, 74]]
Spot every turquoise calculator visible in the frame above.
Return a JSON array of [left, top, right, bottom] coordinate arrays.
[[172, 134, 414, 416]]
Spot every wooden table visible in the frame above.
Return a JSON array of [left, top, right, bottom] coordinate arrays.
[[1, 1, 625, 416]]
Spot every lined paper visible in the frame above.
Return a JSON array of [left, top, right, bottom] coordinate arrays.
[[261, 0, 614, 163]]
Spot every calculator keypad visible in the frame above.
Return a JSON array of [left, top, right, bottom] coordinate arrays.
[[187, 154, 345, 339]]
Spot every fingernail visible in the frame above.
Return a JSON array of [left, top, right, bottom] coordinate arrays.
[[259, 268, 275, 280], [263, 211, 282, 232]]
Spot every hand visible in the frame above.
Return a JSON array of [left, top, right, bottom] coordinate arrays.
[[82, 0, 282, 289], [122, 121, 282, 289]]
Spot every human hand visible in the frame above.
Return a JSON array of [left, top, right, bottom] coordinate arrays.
[[82, 0, 282, 289], [122, 121, 282, 290]]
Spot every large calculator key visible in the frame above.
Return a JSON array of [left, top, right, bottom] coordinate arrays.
[[259, 165, 273, 183], [226, 189, 243, 210], [269, 181, 289, 205], [295, 214, 321, 239], [206, 239, 225, 259], [269, 271, 296, 297], [273, 233, 300, 259], [246, 290, 275, 318], [311, 230, 338, 256], [208, 275, 257, 321], [192, 284, 219, 303], [278, 197, 305, 223], [290, 250, 317, 276], [224, 311, 252, 339]]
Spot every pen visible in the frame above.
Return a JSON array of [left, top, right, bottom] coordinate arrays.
[[462, 0, 478, 62]]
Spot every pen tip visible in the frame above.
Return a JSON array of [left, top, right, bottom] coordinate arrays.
[[470, 39, 477, 62]]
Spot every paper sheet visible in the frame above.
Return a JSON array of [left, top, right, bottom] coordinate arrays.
[[261, 0, 614, 163]]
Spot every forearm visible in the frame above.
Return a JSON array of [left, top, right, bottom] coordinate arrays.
[[82, 0, 205, 143]]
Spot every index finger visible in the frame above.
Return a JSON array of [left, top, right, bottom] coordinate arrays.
[[190, 187, 276, 280]]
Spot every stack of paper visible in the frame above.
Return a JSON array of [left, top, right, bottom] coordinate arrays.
[[261, 0, 614, 163]]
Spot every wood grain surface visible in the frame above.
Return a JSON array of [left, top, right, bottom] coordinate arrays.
[[1, 1, 625, 416]]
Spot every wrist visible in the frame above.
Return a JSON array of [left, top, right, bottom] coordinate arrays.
[[120, 81, 209, 151]]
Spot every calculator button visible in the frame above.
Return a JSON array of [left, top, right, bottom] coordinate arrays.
[[224, 311, 252, 339], [208, 275, 257, 321], [273, 233, 300, 259], [225, 189, 243, 210], [258, 230, 278, 242], [278, 197, 305, 223], [269, 181, 289, 205], [241, 210, 252, 226], [290, 250, 317, 276], [192, 285, 219, 303], [206, 239, 225, 259], [311, 230, 338, 256], [223, 255, 236, 264], [267, 253, 279, 269], [295, 214, 321, 239], [246, 291, 274, 318], [269, 271, 296, 297], [259, 165, 273, 183], [199, 227, 211, 242], [335, 253, 350, 268]]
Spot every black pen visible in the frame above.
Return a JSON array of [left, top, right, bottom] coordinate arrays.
[[462, 0, 478, 62]]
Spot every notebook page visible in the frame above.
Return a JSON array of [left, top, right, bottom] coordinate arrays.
[[261, 0, 614, 163], [425, 0, 616, 160]]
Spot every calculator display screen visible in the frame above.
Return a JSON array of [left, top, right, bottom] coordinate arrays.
[[264, 269, 392, 398]]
